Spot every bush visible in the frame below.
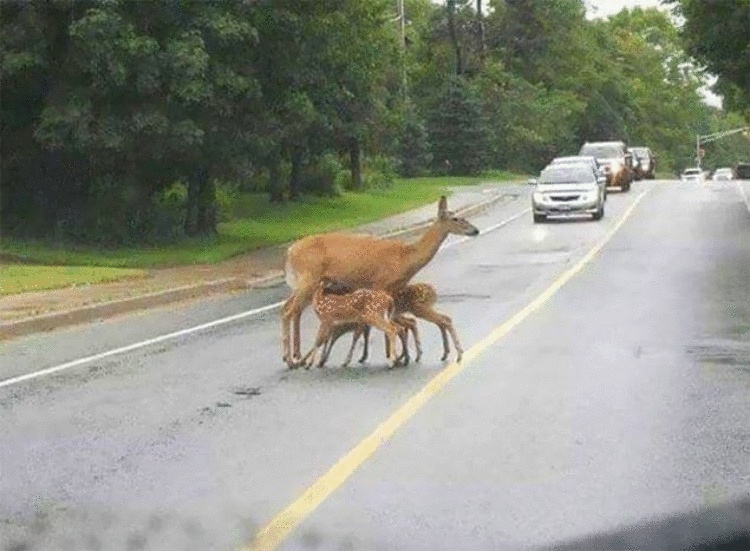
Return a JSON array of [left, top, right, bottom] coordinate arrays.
[[215, 180, 241, 222], [362, 155, 397, 189], [303, 153, 345, 196]]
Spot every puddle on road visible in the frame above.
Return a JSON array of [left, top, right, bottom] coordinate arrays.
[[686, 340, 750, 373]]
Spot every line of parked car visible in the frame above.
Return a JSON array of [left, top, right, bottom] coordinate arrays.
[[528, 140, 655, 223]]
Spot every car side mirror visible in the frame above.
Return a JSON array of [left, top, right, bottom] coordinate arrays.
[[528, 177, 538, 186]]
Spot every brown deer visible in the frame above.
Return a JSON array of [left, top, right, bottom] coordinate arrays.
[[282, 196, 478, 367], [299, 278, 403, 369], [321, 282, 463, 365]]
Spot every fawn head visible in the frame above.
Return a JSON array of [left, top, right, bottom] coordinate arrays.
[[319, 276, 354, 295], [437, 196, 479, 237]]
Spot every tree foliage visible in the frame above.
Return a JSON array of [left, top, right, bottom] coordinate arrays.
[[1, 0, 745, 245], [669, 0, 750, 111]]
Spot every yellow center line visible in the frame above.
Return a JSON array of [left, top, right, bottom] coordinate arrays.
[[246, 188, 651, 551]]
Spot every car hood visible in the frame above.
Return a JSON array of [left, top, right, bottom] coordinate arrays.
[[536, 183, 597, 193]]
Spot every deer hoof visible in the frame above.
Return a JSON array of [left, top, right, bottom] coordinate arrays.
[[456, 352, 463, 363]]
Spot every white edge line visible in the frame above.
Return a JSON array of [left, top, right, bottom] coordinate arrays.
[[0, 301, 283, 389], [0, 207, 529, 390], [736, 180, 750, 215]]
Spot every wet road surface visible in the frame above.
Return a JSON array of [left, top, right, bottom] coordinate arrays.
[[2, 180, 749, 550]]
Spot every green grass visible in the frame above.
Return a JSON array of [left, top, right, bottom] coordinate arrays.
[[0, 264, 146, 296], [0, 172, 526, 270]]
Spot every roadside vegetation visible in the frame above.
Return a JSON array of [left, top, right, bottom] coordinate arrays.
[[1, 0, 747, 260], [0, 172, 524, 268], [0, 264, 145, 296]]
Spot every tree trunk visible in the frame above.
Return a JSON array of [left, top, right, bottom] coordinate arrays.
[[349, 136, 362, 190], [185, 165, 214, 236], [289, 146, 303, 199], [196, 169, 216, 235], [268, 158, 284, 202], [476, 0, 486, 64], [447, 0, 464, 76]]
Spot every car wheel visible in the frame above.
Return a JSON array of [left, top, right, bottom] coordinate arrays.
[[622, 181, 631, 192], [592, 204, 604, 221], [533, 213, 546, 224]]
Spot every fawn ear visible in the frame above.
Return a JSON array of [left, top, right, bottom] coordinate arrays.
[[438, 195, 448, 219]]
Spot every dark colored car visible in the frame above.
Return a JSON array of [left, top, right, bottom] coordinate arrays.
[[735, 162, 750, 180], [628, 146, 656, 180]]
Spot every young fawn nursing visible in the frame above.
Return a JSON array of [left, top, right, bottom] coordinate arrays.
[[282, 196, 479, 367], [299, 278, 403, 369], [320, 282, 463, 366]]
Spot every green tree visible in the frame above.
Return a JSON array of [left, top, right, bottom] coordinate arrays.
[[428, 76, 488, 175], [670, 0, 750, 110]]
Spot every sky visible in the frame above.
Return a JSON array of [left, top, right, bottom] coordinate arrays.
[[584, 0, 665, 19]]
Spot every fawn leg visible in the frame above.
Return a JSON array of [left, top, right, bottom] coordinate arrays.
[[366, 316, 399, 367], [304, 321, 332, 369], [358, 325, 372, 363], [341, 326, 364, 367], [412, 306, 454, 362], [443, 316, 464, 362], [319, 324, 349, 367]]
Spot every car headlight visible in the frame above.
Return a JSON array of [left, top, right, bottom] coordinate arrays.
[[533, 192, 544, 203]]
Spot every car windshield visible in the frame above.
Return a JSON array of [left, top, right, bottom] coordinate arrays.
[[684, 169, 701, 175], [630, 148, 649, 158], [538, 167, 594, 184], [580, 144, 622, 158]]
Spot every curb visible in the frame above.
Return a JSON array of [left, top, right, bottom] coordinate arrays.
[[0, 189, 516, 341]]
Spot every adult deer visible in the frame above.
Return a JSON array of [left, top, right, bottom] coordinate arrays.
[[282, 196, 479, 367]]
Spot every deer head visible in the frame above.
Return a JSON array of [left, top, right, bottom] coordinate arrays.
[[435, 196, 479, 237]]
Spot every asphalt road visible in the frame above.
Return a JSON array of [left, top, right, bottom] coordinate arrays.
[[2, 179, 750, 550]]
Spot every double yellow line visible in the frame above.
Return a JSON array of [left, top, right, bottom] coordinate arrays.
[[247, 189, 650, 551]]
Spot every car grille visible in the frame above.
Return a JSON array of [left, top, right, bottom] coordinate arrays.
[[551, 195, 580, 202]]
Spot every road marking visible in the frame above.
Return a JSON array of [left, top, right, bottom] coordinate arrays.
[[247, 189, 650, 551], [0, 302, 283, 390], [0, 207, 529, 391]]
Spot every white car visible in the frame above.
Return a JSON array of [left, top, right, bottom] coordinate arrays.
[[548, 156, 607, 186], [680, 168, 704, 184], [712, 168, 734, 181], [531, 165, 605, 223]]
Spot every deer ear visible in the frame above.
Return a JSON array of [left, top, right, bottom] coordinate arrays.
[[438, 196, 448, 218]]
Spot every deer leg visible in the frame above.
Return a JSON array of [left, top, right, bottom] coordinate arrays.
[[397, 323, 410, 366], [439, 326, 450, 361], [319, 323, 350, 367], [303, 321, 332, 370], [341, 326, 364, 368], [409, 319, 423, 362], [443, 316, 464, 362], [411, 306, 458, 362], [397, 315, 420, 363], [358, 325, 372, 363], [290, 285, 315, 366], [281, 294, 296, 367], [365, 316, 399, 367]]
